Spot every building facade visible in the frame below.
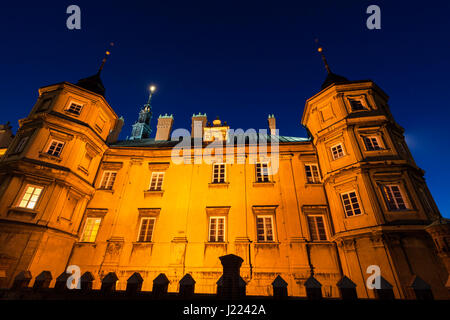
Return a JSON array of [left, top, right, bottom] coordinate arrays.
[[0, 65, 449, 299]]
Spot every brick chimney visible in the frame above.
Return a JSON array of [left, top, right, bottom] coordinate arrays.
[[155, 114, 174, 141], [191, 113, 207, 139], [268, 114, 276, 135]]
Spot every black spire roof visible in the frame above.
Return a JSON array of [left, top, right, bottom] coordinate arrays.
[[321, 71, 349, 90], [76, 72, 106, 96]]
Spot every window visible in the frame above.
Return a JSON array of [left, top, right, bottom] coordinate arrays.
[[305, 164, 321, 183], [363, 136, 383, 151], [46, 139, 65, 157], [149, 172, 164, 191], [212, 163, 226, 183], [80, 217, 101, 242], [209, 216, 225, 242], [340, 191, 362, 217], [349, 99, 366, 111], [382, 185, 408, 211], [256, 215, 274, 242], [137, 217, 156, 242], [14, 136, 29, 153], [17, 185, 43, 210], [255, 162, 270, 182], [307, 216, 327, 241], [66, 102, 83, 115], [331, 144, 345, 160], [100, 171, 117, 190]]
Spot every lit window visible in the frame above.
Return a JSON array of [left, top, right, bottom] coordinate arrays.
[[382, 185, 408, 211], [66, 102, 83, 115], [46, 139, 65, 157], [349, 99, 366, 111], [331, 143, 345, 160], [212, 163, 226, 183], [14, 136, 29, 153], [255, 162, 270, 182], [305, 164, 321, 183], [209, 216, 225, 242], [17, 185, 43, 210], [137, 217, 155, 242], [307, 216, 327, 241], [80, 217, 101, 242], [363, 136, 383, 151], [340, 191, 362, 217], [100, 171, 117, 190], [256, 215, 274, 242], [149, 172, 164, 191]]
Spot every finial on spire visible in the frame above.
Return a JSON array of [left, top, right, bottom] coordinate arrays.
[[314, 38, 332, 75], [98, 42, 115, 74]]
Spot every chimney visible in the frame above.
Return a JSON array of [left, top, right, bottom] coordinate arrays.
[[155, 114, 174, 141], [191, 113, 207, 139], [268, 114, 276, 135], [106, 117, 124, 144]]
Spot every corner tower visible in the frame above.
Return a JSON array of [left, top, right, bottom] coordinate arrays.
[[301, 48, 448, 299]]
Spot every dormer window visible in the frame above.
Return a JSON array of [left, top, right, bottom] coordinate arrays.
[[66, 102, 83, 115]]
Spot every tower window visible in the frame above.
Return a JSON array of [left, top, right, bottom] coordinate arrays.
[[363, 136, 383, 151], [137, 217, 156, 242], [305, 164, 321, 183], [14, 136, 29, 153], [100, 171, 117, 190], [331, 143, 345, 160], [255, 162, 270, 182], [349, 99, 366, 111], [382, 184, 409, 211], [209, 216, 226, 242], [307, 215, 328, 241], [256, 215, 274, 242], [149, 172, 164, 191], [212, 163, 226, 183], [80, 217, 101, 242], [17, 185, 43, 210], [66, 102, 83, 115], [340, 191, 362, 217], [46, 139, 65, 157]]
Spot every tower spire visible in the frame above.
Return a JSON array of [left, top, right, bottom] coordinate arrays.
[[314, 38, 349, 90], [129, 85, 157, 140], [315, 39, 331, 74], [98, 42, 114, 74]]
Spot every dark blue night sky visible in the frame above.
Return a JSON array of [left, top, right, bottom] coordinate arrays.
[[0, 1, 449, 217]]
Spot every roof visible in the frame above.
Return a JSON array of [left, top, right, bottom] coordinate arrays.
[[321, 72, 350, 90], [110, 134, 310, 148], [76, 72, 106, 96]]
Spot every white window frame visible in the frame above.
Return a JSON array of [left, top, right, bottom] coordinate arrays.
[[363, 135, 383, 151], [340, 190, 363, 217], [331, 143, 345, 160], [137, 217, 156, 242], [66, 102, 83, 115], [208, 216, 226, 242], [46, 139, 65, 157], [382, 184, 410, 211], [212, 163, 226, 183], [17, 184, 43, 210], [149, 172, 165, 191], [307, 215, 328, 241], [256, 215, 275, 242], [305, 163, 321, 183], [80, 217, 102, 242], [100, 170, 117, 190], [255, 162, 270, 183]]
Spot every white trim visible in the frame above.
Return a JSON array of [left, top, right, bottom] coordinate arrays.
[[330, 143, 345, 160], [208, 216, 226, 242], [149, 172, 165, 191], [137, 217, 156, 242], [256, 214, 275, 242], [212, 163, 226, 183]]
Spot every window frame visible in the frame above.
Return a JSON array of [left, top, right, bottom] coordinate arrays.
[[330, 143, 345, 160], [212, 163, 226, 184], [255, 162, 270, 183], [256, 214, 275, 242], [381, 184, 410, 211], [305, 163, 321, 183], [80, 217, 102, 243], [65, 102, 84, 116], [363, 135, 384, 151], [149, 172, 165, 191], [99, 170, 117, 190], [340, 190, 363, 217], [208, 216, 226, 242], [46, 139, 65, 157], [307, 215, 328, 241], [137, 217, 156, 242], [16, 184, 44, 210]]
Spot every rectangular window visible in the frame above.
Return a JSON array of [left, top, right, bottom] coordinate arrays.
[[331, 143, 345, 160], [212, 163, 226, 183], [137, 217, 156, 242], [363, 136, 383, 151], [46, 139, 65, 157], [100, 171, 117, 190], [256, 215, 274, 242], [14, 136, 29, 153], [382, 184, 408, 211], [340, 191, 362, 217], [255, 162, 270, 182], [307, 216, 327, 241], [149, 172, 164, 191], [17, 185, 43, 210], [80, 217, 101, 242], [209, 216, 225, 242], [349, 99, 366, 111], [66, 102, 83, 115], [305, 164, 321, 183]]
